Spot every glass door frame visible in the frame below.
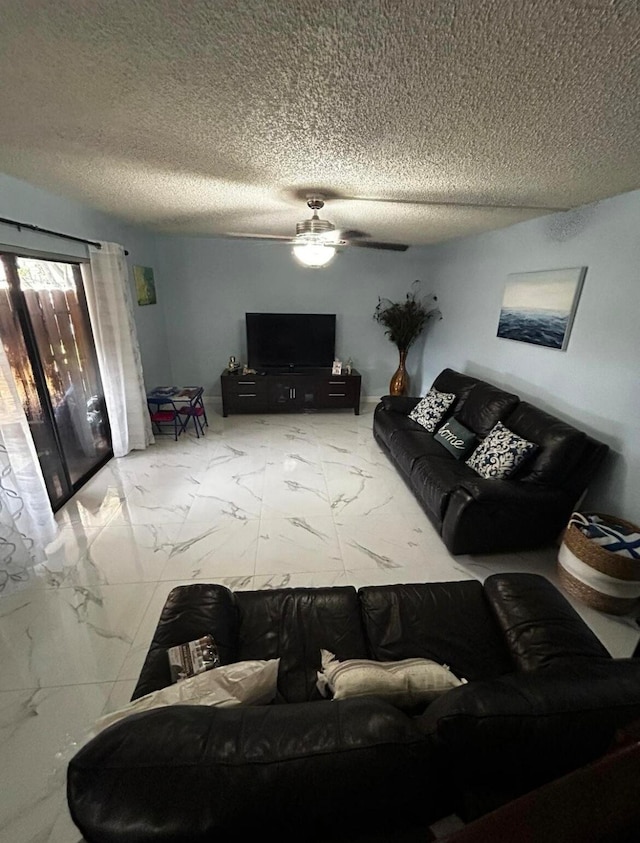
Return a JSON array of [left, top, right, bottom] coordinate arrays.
[[0, 250, 113, 512]]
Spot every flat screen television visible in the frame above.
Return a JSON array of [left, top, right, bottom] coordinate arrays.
[[246, 312, 336, 370]]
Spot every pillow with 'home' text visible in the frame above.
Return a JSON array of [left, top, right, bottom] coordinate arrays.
[[433, 418, 477, 459], [408, 388, 455, 433]]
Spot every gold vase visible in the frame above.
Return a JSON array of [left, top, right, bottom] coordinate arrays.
[[389, 349, 409, 396]]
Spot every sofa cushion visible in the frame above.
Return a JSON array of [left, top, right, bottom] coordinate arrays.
[[466, 421, 538, 479], [502, 401, 588, 486], [408, 387, 456, 432], [457, 382, 520, 437], [373, 401, 423, 449], [68, 697, 446, 842], [235, 587, 369, 703], [358, 581, 514, 682], [409, 455, 479, 522], [431, 368, 481, 416], [433, 418, 477, 460], [388, 428, 455, 476]]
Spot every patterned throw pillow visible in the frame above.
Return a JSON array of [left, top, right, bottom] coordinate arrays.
[[466, 421, 538, 479], [408, 388, 455, 432]]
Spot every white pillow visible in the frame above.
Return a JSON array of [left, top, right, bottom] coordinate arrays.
[[408, 388, 456, 432], [93, 659, 279, 734], [51, 659, 280, 777], [316, 650, 465, 708]]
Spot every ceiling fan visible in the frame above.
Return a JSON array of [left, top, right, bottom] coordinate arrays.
[[292, 195, 410, 267], [229, 195, 409, 267]]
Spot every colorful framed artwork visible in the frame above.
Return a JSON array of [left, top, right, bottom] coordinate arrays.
[[134, 265, 157, 306], [497, 267, 586, 351]]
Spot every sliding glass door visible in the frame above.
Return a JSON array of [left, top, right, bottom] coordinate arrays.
[[0, 253, 112, 510]]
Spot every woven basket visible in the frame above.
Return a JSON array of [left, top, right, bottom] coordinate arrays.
[[558, 512, 640, 615]]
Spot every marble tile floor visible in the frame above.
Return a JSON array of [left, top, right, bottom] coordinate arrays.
[[1, 402, 638, 843]]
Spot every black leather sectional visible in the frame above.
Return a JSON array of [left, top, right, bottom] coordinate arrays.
[[67, 575, 640, 842], [373, 368, 609, 554]]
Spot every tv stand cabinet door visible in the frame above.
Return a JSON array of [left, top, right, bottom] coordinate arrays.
[[268, 376, 309, 411]]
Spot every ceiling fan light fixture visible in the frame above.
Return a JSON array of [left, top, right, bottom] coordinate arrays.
[[292, 197, 337, 267], [292, 238, 336, 268], [295, 216, 335, 237], [293, 234, 336, 269]]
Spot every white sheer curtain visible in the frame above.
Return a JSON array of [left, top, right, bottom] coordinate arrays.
[[0, 343, 58, 593], [83, 243, 153, 457]]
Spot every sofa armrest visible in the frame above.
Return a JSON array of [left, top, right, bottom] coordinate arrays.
[[132, 583, 239, 699], [441, 480, 573, 555], [68, 698, 443, 842], [379, 394, 421, 414], [483, 573, 611, 670], [417, 659, 640, 787]]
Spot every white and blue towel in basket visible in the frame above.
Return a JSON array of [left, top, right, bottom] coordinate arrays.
[[570, 512, 640, 559]]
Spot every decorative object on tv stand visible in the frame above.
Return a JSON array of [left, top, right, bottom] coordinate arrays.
[[497, 266, 586, 351], [373, 280, 441, 396], [227, 356, 240, 373]]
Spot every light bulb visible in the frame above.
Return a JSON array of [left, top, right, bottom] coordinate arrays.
[[292, 240, 336, 268]]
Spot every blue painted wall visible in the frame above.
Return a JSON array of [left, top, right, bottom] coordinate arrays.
[[1, 172, 637, 521], [153, 235, 436, 398], [421, 191, 640, 521]]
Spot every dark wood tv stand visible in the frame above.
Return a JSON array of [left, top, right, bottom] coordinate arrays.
[[220, 368, 361, 416]]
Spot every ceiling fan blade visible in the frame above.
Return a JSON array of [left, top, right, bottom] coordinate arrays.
[[347, 240, 409, 251], [334, 228, 369, 240], [332, 228, 409, 251], [281, 187, 568, 214], [224, 233, 293, 243]]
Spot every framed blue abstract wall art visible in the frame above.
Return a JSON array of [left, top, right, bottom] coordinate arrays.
[[496, 267, 586, 351]]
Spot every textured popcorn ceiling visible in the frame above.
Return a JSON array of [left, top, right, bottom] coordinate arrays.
[[0, 0, 638, 246]]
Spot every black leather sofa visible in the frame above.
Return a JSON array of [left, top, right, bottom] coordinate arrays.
[[442, 717, 640, 843], [373, 368, 609, 554], [67, 574, 640, 842]]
